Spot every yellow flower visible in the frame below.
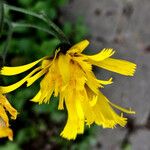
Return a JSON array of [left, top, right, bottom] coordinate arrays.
[[0, 93, 18, 140], [0, 40, 136, 140], [0, 116, 13, 141]]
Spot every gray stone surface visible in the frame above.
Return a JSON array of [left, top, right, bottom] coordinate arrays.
[[129, 129, 150, 150], [92, 128, 127, 150], [62, 0, 150, 149]]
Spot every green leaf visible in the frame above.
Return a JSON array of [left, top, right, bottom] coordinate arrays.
[[0, 142, 21, 150], [18, 0, 31, 6], [32, 103, 51, 114], [48, 8, 57, 19], [32, 1, 47, 12], [63, 22, 72, 36], [10, 88, 34, 110], [73, 18, 88, 42], [57, 0, 69, 6], [122, 143, 132, 150], [50, 110, 65, 123], [16, 127, 38, 144], [40, 39, 60, 56]]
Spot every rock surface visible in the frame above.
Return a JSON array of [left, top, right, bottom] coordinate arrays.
[[129, 129, 150, 150], [62, 0, 150, 149]]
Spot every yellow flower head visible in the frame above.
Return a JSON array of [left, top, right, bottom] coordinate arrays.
[[0, 40, 136, 140], [0, 125, 13, 141], [0, 93, 18, 140]]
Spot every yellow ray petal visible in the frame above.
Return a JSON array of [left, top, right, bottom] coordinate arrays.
[[0, 67, 41, 94], [98, 77, 113, 87], [74, 56, 92, 73], [0, 117, 6, 127], [0, 95, 18, 120], [58, 92, 65, 110], [87, 48, 115, 61], [108, 101, 135, 114], [89, 95, 98, 107], [41, 59, 52, 68], [42, 88, 54, 104], [86, 73, 100, 94], [0, 106, 9, 126], [0, 127, 13, 141], [39, 73, 54, 104], [60, 119, 78, 140], [75, 92, 84, 120], [31, 70, 54, 104], [80, 89, 95, 125], [27, 68, 47, 87], [1, 57, 46, 76], [99, 91, 135, 114], [92, 58, 136, 76], [54, 79, 59, 97], [71, 63, 87, 91], [67, 40, 89, 54], [93, 92, 128, 128], [60, 91, 84, 140], [31, 90, 41, 103], [39, 72, 54, 104], [58, 54, 70, 84]]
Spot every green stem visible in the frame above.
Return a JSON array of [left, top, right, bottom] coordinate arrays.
[[4, 3, 70, 44], [0, 0, 4, 37], [2, 19, 13, 64], [41, 13, 70, 44], [12, 22, 56, 37]]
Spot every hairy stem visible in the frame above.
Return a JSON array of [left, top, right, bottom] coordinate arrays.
[[2, 19, 13, 64], [4, 3, 70, 44], [12, 22, 56, 37]]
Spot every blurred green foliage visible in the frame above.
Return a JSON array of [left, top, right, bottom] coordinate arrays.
[[0, 0, 97, 150]]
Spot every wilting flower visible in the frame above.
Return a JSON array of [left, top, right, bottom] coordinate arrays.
[[0, 93, 18, 140], [0, 40, 136, 140]]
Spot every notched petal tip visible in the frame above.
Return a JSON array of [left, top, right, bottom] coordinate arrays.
[[92, 58, 137, 76], [130, 63, 137, 76], [87, 48, 115, 62]]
